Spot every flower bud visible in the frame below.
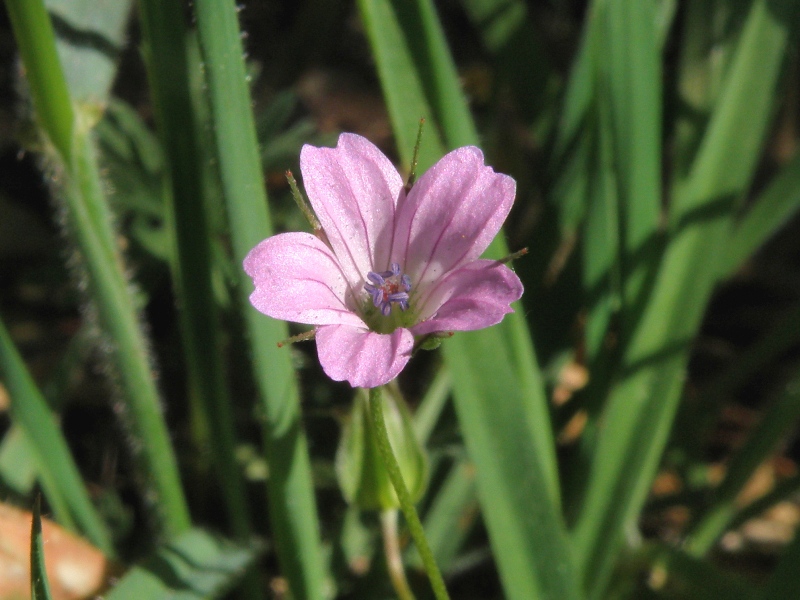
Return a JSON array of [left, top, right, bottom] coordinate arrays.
[[336, 387, 428, 511]]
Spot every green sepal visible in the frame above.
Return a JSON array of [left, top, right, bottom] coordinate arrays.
[[336, 386, 428, 511]]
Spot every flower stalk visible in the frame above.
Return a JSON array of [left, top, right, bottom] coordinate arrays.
[[368, 386, 450, 600]]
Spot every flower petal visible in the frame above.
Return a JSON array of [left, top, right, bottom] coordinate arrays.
[[410, 260, 523, 336], [300, 134, 405, 289], [244, 232, 366, 327], [316, 324, 414, 388], [392, 146, 515, 291]]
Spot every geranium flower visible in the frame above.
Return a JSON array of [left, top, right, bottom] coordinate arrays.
[[244, 133, 523, 388]]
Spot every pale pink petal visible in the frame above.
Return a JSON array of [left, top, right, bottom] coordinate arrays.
[[392, 146, 515, 291], [316, 324, 414, 388], [244, 232, 366, 328], [300, 134, 405, 289], [410, 260, 523, 336]]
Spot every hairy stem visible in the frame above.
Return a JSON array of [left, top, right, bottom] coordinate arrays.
[[368, 386, 449, 600]]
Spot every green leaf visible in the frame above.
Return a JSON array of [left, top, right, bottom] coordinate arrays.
[[45, 0, 133, 104], [105, 529, 263, 600]]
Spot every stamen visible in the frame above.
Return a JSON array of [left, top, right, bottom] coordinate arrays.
[[367, 272, 385, 286], [364, 265, 413, 316]]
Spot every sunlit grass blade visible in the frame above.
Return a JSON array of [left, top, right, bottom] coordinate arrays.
[[548, 1, 600, 239], [390, 0, 479, 148], [412, 366, 451, 443], [356, 0, 444, 171], [0, 316, 113, 554], [5, 0, 73, 160], [564, 0, 663, 521], [137, 0, 252, 546], [728, 474, 800, 532], [684, 363, 800, 556], [358, 1, 577, 597], [719, 149, 800, 278], [581, 102, 619, 363], [6, 0, 191, 538], [0, 426, 37, 494], [192, 1, 326, 597], [562, 100, 619, 518], [31, 496, 54, 600], [572, 0, 792, 594], [602, 0, 662, 335]]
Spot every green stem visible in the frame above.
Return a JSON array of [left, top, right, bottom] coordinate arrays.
[[368, 387, 449, 600], [381, 509, 416, 600], [7, 0, 191, 538]]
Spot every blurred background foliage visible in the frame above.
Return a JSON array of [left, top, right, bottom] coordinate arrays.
[[2, 0, 800, 598]]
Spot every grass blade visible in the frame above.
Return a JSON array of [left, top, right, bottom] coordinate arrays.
[[408, 459, 478, 572], [720, 149, 800, 278], [356, 0, 444, 171], [31, 496, 54, 600], [602, 0, 662, 334], [685, 363, 800, 556], [571, 0, 792, 593], [192, 1, 327, 597], [0, 317, 113, 554], [391, 0, 479, 148], [137, 0, 252, 545]]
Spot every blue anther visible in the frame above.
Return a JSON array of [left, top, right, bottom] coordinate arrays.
[[367, 272, 385, 286], [364, 265, 413, 315]]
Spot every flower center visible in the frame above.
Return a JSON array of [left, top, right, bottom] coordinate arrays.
[[364, 263, 412, 316]]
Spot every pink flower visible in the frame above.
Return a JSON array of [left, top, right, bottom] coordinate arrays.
[[244, 133, 523, 388]]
